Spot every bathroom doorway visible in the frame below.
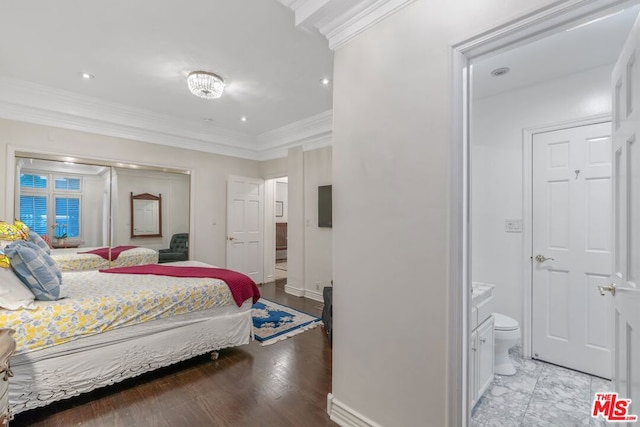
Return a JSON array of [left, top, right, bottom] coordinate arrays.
[[465, 2, 640, 424]]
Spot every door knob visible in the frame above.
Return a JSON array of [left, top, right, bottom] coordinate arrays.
[[228, 236, 235, 241], [535, 254, 555, 263], [597, 283, 616, 296]]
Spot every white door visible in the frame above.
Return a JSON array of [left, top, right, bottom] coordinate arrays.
[[226, 175, 264, 284], [607, 16, 640, 419], [532, 122, 613, 378]]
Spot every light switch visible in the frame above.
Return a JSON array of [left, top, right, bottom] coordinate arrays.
[[505, 219, 522, 233]]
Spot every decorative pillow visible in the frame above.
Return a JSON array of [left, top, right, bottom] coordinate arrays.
[[41, 234, 52, 249], [14, 220, 30, 239], [27, 230, 51, 255], [4, 240, 63, 301], [0, 266, 37, 310], [0, 249, 9, 268], [0, 221, 23, 242]]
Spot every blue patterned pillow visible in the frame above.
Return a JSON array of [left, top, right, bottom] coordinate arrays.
[[4, 240, 63, 301], [27, 230, 51, 255]]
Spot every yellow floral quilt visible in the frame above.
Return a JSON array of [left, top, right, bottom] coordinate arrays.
[[51, 247, 158, 271], [4, 269, 234, 353]]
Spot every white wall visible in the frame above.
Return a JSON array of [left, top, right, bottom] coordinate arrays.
[[0, 118, 261, 267], [331, 0, 558, 426], [471, 64, 611, 327], [280, 147, 332, 300], [304, 146, 332, 300]]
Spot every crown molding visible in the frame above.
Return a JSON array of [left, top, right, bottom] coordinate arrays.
[[279, 0, 416, 49], [256, 109, 332, 160], [0, 76, 333, 161], [0, 76, 262, 158]]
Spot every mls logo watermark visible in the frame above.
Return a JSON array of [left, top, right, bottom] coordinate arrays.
[[592, 393, 637, 423]]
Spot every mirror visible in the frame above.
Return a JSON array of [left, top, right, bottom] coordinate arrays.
[[130, 192, 162, 238], [14, 157, 110, 247], [14, 154, 191, 253]]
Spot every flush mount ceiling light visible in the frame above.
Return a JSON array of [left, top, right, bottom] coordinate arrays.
[[491, 67, 510, 77], [187, 71, 225, 99]]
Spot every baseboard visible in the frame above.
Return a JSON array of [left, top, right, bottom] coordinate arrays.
[[284, 283, 305, 297], [327, 394, 383, 427], [304, 288, 324, 302]]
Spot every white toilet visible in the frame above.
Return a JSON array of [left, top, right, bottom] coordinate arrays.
[[493, 312, 520, 376]]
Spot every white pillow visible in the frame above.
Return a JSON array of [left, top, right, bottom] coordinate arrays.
[[0, 266, 37, 310]]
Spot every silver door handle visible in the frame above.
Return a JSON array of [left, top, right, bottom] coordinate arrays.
[[535, 254, 554, 263], [597, 283, 616, 296]]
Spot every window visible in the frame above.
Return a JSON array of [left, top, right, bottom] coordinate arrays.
[[19, 195, 48, 235], [18, 172, 83, 240], [55, 197, 80, 238], [20, 173, 47, 189], [54, 177, 81, 191]]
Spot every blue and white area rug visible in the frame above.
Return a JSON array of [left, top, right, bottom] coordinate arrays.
[[252, 299, 322, 346]]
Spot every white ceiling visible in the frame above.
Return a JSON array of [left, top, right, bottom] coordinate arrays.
[[0, 1, 637, 158], [472, 5, 640, 99], [0, 1, 333, 136]]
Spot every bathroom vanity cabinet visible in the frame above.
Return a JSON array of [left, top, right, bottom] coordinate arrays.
[[470, 283, 495, 408]]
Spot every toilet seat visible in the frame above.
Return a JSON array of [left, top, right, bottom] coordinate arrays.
[[493, 313, 519, 331]]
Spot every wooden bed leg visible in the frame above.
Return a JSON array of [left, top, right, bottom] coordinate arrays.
[[210, 351, 219, 360]]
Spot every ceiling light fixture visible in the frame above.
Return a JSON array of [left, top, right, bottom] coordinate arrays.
[[80, 72, 94, 79], [320, 77, 330, 85], [187, 71, 225, 99], [491, 67, 510, 77], [241, 116, 247, 122]]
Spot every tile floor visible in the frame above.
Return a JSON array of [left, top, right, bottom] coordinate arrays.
[[472, 347, 615, 426]]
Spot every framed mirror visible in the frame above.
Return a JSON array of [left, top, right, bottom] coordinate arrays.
[[130, 192, 162, 238]]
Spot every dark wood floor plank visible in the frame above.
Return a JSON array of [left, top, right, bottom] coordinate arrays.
[[11, 281, 336, 426]]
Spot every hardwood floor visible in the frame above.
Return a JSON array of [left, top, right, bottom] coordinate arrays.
[[11, 280, 336, 427]]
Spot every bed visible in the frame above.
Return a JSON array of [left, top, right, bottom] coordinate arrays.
[[3, 260, 258, 415], [50, 245, 159, 271]]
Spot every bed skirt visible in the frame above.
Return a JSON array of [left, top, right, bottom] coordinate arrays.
[[9, 304, 253, 414]]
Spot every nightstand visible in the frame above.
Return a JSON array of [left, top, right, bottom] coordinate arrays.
[[0, 329, 15, 426]]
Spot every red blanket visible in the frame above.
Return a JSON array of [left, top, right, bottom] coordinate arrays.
[[78, 245, 138, 261], [99, 264, 261, 307]]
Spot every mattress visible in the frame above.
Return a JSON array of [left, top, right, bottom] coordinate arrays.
[[5, 265, 236, 354], [50, 246, 158, 271]]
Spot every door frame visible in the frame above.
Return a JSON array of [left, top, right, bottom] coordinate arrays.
[[522, 114, 612, 360], [449, 1, 634, 425]]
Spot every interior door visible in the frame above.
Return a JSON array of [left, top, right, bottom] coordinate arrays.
[[226, 175, 264, 284], [607, 14, 640, 421], [532, 122, 613, 378]]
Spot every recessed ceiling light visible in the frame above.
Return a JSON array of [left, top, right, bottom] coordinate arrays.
[[320, 77, 330, 85], [203, 118, 215, 122], [491, 67, 510, 77], [79, 72, 94, 80], [241, 116, 247, 122]]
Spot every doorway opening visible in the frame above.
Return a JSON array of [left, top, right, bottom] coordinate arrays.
[[274, 177, 288, 284], [454, 1, 640, 425]]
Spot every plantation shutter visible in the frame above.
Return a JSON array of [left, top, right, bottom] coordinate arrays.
[[19, 195, 48, 235], [55, 197, 80, 238]]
